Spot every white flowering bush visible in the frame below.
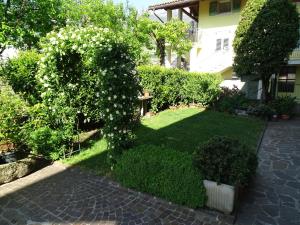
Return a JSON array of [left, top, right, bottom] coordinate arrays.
[[95, 42, 140, 165], [38, 26, 139, 162], [38, 26, 113, 123]]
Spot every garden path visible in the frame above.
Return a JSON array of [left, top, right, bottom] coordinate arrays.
[[236, 119, 300, 225], [0, 163, 231, 225]]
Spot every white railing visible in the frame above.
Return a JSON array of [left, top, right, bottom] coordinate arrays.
[[290, 48, 300, 60], [187, 28, 202, 44]]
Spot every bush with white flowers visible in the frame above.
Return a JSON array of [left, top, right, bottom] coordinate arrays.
[[38, 26, 113, 123], [95, 42, 140, 164], [38, 26, 139, 162]]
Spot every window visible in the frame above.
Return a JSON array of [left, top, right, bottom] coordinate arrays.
[[209, 0, 241, 16], [232, 0, 241, 11], [219, 1, 231, 14], [216, 38, 230, 51], [209, 1, 218, 16], [232, 72, 238, 80], [278, 67, 296, 93], [216, 39, 222, 51], [223, 38, 229, 50]]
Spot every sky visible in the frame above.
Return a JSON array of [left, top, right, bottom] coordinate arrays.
[[113, 0, 163, 11]]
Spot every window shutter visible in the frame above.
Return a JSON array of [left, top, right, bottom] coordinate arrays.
[[223, 38, 229, 50], [209, 1, 218, 16], [233, 0, 241, 12], [216, 39, 222, 51]]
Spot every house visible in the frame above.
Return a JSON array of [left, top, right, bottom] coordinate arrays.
[[148, 0, 300, 103]]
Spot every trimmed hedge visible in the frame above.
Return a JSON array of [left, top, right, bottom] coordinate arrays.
[[137, 65, 221, 112], [193, 136, 257, 187], [114, 145, 206, 208]]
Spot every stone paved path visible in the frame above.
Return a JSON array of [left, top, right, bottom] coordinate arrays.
[[1, 120, 300, 225], [0, 163, 231, 225], [236, 120, 300, 225]]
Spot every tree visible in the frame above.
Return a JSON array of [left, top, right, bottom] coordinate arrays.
[[137, 16, 192, 66], [61, 0, 147, 63], [0, 0, 64, 54], [233, 0, 299, 102], [62, 0, 127, 31]]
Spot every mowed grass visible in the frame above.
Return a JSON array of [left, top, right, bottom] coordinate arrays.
[[63, 108, 265, 176]]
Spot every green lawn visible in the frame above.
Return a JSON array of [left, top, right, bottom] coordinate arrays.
[[63, 108, 265, 176]]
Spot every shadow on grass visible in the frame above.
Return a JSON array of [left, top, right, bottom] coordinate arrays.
[[0, 108, 264, 224]]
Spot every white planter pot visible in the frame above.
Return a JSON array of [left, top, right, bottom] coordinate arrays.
[[204, 180, 237, 214]]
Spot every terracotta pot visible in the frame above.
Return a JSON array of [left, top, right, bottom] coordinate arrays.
[[281, 114, 290, 120]]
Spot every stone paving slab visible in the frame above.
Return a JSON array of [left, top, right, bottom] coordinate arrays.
[[0, 162, 231, 225], [236, 120, 300, 225]]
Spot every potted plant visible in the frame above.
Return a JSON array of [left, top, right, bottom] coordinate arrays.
[[247, 104, 276, 121], [193, 136, 257, 214], [272, 96, 296, 120]]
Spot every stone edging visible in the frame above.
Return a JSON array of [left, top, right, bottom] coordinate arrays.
[[0, 156, 49, 185], [256, 120, 268, 154]]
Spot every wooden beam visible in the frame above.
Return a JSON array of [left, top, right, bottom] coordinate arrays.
[[153, 11, 165, 23], [182, 8, 197, 22]]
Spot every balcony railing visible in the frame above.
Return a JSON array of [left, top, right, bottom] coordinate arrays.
[[289, 48, 300, 60], [187, 28, 202, 46]]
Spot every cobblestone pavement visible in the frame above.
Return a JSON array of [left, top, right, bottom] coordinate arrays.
[[0, 163, 232, 225], [236, 120, 300, 225]]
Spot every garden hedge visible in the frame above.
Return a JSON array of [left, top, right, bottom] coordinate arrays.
[[114, 145, 206, 208], [137, 65, 221, 112]]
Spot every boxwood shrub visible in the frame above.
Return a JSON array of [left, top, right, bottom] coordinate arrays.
[[193, 136, 257, 187], [114, 145, 206, 208], [137, 65, 221, 112]]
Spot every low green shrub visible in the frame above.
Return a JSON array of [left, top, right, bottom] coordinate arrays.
[[214, 86, 251, 113], [247, 104, 275, 119], [193, 136, 257, 187], [0, 50, 41, 105], [20, 103, 73, 160], [271, 96, 297, 116], [137, 65, 221, 112], [114, 145, 206, 208], [0, 83, 29, 147], [26, 126, 67, 160]]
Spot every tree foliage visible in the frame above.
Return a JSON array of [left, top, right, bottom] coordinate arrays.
[[0, 50, 41, 105], [233, 0, 299, 101], [0, 0, 65, 54], [137, 16, 192, 66], [62, 0, 127, 31]]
